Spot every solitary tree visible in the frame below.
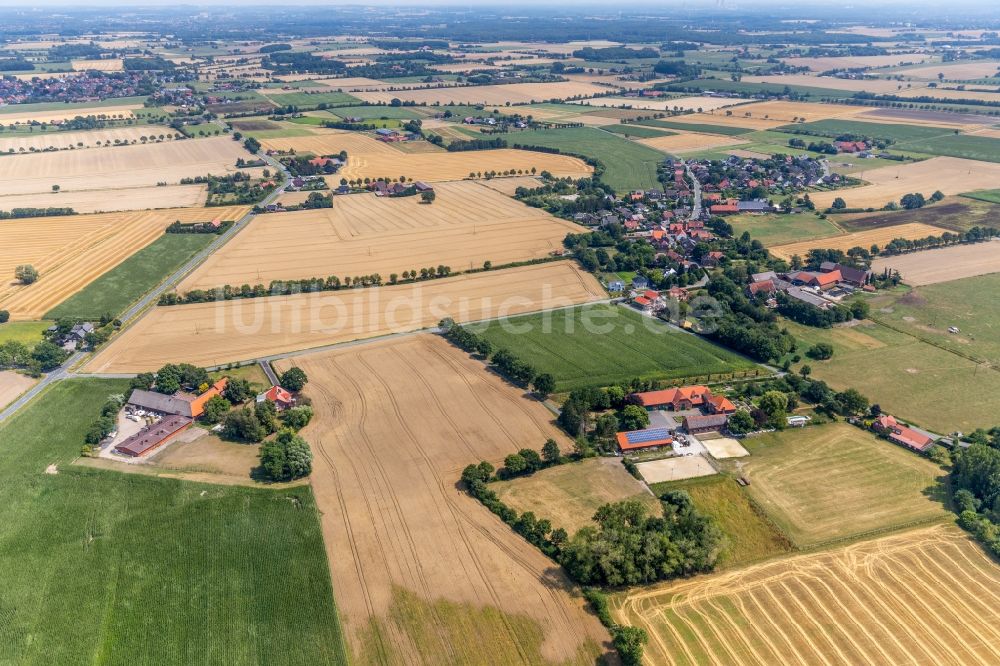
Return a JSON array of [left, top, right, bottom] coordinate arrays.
[[280, 366, 308, 392], [15, 265, 38, 285], [51, 184, 60, 193], [421, 190, 436, 204], [541, 438, 561, 464]]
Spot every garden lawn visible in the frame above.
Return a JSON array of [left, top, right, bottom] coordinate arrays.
[[0, 379, 346, 664], [476, 304, 757, 391], [509, 126, 668, 192], [45, 233, 215, 321]]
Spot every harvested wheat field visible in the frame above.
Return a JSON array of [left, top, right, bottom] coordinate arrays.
[[872, 240, 1000, 285], [780, 54, 933, 72], [612, 525, 1000, 666], [0, 136, 253, 198], [0, 184, 206, 214], [341, 148, 591, 183], [733, 101, 863, 123], [898, 61, 1000, 81], [768, 223, 947, 262], [276, 334, 609, 663], [258, 129, 394, 157], [85, 261, 605, 373], [742, 74, 920, 94], [180, 180, 583, 291], [668, 112, 787, 130], [477, 175, 543, 195], [573, 96, 746, 112], [639, 132, 749, 154], [71, 58, 124, 71], [897, 87, 1000, 102], [0, 126, 176, 153], [809, 157, 1000, 210], [0, 205, 247, 320], [0, 104, 140, 126], [0, 371, 36, 409], [354, 81, 609, 105]]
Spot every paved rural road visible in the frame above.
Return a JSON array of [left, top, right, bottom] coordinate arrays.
[[685, 161, 703, 218], [0, 351, 85, 423]]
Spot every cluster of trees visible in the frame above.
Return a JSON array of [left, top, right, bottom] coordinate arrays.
[[704, 273, 796, 363], [166, 219, 234, 235], [573, 46, 659, 61], [728, 371, 871, 431], [788, 137, 838, 154], [130, 363, 210, 395], [775, 292, 869, 328], [584, 588, 648, 666], [441, 322, 555, 396], [283, 152, 346, 176], [516, 176, 614, 218], [446, 137, 507, 152], [652, 60, 702, 77], [0, 339, 68, 374], [15, 264, 38, 285], [260, 429, 313, 481], [0, 207, 75, 220], [952, 442, 1000, 559], [84, 393, 125, 447]]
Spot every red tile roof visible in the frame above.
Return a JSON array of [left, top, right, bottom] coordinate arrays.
[[616, 431, 673, 452], [633, 385, 711, 408]]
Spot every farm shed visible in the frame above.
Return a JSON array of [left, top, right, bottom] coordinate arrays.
[[683, 413, 729, 434], [113, 415, 192, 457], [616, 428, 674, 453]]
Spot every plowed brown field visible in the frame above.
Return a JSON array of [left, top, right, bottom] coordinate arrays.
[[0, 206, 247, 320], [180, 180, 582, 291], [611, 525, 1000, 666], [85, 261, 606, 373], [278, 334, 609, 663]]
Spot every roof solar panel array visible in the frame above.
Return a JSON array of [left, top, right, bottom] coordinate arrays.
[[625, 428, 672, 444]]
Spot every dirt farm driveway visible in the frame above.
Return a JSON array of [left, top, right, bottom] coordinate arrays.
[[279, 334, 609, 664]]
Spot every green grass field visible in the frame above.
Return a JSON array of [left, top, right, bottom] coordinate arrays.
[[475, 304, 757, 391], [729, 211, 843, 246], [896, 133, 1000, 162], [659, 79, 852, 99], [0, 379, 346, 664], [0, 320, 51, 348], [650, 475, 793, 568], [960, 188, 1000, 204], [324, 105, 422, 120], [782, 317, 1000, 433], [777, 119, 954, 142], [267, 91, 361, 108], [599, 124, 675, 139], [45, 233, 215, 321], [634, 118, 754, 136], [741, 422, 947, 547], [509, 126, 668, 192]]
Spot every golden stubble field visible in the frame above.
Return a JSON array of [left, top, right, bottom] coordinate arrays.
[[85, 261, 606, 372], [0, 126, 177, 153], [259, 129, 592, 182], [180, 180, 582, 290], [871, 240, 1000, 285], [0, 136, 254, 198], [612, 525, 1000, 666], [0, 205, 247, 320], [0, 184, 207, 214], [732, 101, 864, 123], [352, 81, 611, 105], [809, 156, 1000, 210], [0, 104, 141, 126], [767, 223, 947, 261], [0, 370, 36, 409], [572, 96, 747, 112], [742, 74, 922, 94], [639, 132, 749, 154], [277, 334, 609, 663]]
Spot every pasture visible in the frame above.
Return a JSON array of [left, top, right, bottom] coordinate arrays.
[[493, 457, 660, 534], [475, 304, 756, 391], [180, 180, 581, 291], [0, 206, 247, 320], [612, 525, 1000, 666], [896, 133, 1000, 163], [728, 211, 843, 246], [0, 136, 253, 197], [741, 422, 946, 547], [872, 241, 1000, 285], [278, 334, 609, 664], [766, 222, 947, 261], [634, 118, 754, 136], [506, 126, 666, 192], [353, 81, 610, 105], [85, 261, 606, 373], [46, 233, 215, 320], [0, 379, 346, 664], [648, 475, 792, 568]]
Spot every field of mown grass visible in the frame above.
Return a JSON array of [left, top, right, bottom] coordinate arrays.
[[507, 126, 668, 192], [777, 118, 955, 142], [599, 124, 675, 139], [741, 422, 947, 547], [634, 118, 755, 136], [476, 304, 757, 391], [45, 233, 215, 321], [650, 475, 793, 568], [325, 105, 423, 120], [896, 133, 1000, 162], [0, 319, 51, 348], [266, 91, 361, 108], [0, 379, 347, 664], [960, 187, 1000, 203], [728, 211, 843, 246]]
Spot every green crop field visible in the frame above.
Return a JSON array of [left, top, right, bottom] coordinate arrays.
[[777, 119, 954, 142], [634, 118, 754, 136], [45, 233, 215, 321], [599, 124, 675, 138], [741, 422, 947, 547], [729, 211, 844, 246], [267, 91, 361, 108], [782, 317, 1000, 433], [659, 79, 852, 99], [509, 126, 668, 192], [649, 475, 793, 568], [0, 379, 346, 664], [896, 133, 1000, 162], [324, 105, 422, 120], [476, 303, 757, 391], [960, 188, 1000, 203]]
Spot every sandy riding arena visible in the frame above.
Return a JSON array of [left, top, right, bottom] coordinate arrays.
[[809, 157, 1000, 210], [0, 206, 248, 320], [180, 180, 582, 291], [353, 81, 611, 105], [0, 136, 253, 198], [612, 525, 1000, 666], [872, 240, 1000, 285], [278, 334, 609, 663], [85, 261, 606, 373], [636, 456, 716, 483], [768, 223, 948, 261]]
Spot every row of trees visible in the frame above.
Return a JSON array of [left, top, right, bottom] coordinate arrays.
[[441, 322, 555, 397]]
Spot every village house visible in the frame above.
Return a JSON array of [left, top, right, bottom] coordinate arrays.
[[257, 385, 295, 410]]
